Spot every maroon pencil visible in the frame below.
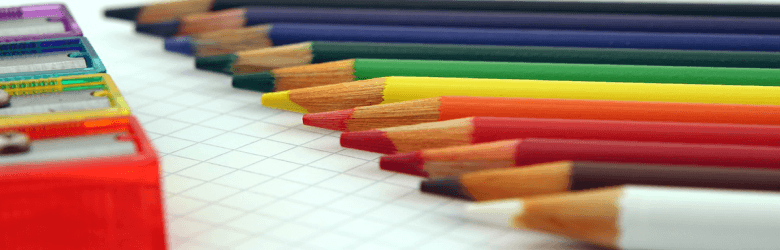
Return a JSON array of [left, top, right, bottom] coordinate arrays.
[[381, 138, 780, 177]]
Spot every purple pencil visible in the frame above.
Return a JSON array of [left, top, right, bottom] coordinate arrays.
[[137, 6, 780, 37]]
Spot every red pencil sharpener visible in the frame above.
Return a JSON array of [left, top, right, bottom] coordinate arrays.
[[0, 116, 166, 250]]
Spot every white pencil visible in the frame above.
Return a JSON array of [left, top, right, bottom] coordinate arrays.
[[467, 185, 780, 250]]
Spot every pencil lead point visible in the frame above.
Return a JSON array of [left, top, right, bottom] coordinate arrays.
[[164, 36, 195, 56], [104, 6, 141, 21], [303, 109, 355, 131], [421, 177, 475, 201], [379, 152, 428, 177], [196, 54, 238, 74], [233, 72, 276, 92], [136, 20, 181, 37], [261, 91, 310, 113], [0, 89, 9, 107], [466, 200, 524, 228], [341, 130, 397, 154]]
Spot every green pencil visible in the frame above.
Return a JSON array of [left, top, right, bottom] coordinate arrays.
[[197, 41, 780, 75], [232, 58, 780, 92]]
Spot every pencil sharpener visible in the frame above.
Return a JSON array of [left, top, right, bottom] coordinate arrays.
[[0, 36, 105, 81], [0, 4, 82, 43], [0, 73, 131, 127], [0, 116, 166, 250]]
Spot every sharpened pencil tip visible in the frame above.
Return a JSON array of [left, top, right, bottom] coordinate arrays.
[[303, 109, 355, 131], [197, 54, 238, 74], [340, 130, 397, 154], [136, 20, 181, 37], [466, 200, 524, 228], [164, 36, 195, 56], [0, 89, 9, 107], [421, 177, 475, 201], [379, 152, 429, 177], [104, 6, 141, 21], [261, 91, 310, 113], [233, 72, 276, 92]]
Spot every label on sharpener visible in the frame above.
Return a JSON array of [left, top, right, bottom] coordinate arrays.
[[0, 133, 137, 164], [0, 18, 66, 37]]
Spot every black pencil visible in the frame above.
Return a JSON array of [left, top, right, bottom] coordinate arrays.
[[106, 0, 780, 24]]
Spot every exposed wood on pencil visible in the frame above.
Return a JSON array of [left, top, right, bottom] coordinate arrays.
[[381, 138, 780, 177], [303, 98, 442, 132], [265, 78, 387, 113], [192, 25, 273, 57], [231, 42, 314, 74], [0, 132, 31, 155], [421, 161, 572, 201], [135, 0, 213, 24], [341, 116, 780, 154], [424, 160, 780, 201], [178, 8, 247, 35], [0, 89, 8, 107]]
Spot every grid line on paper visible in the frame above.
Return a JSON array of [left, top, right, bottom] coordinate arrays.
[[82, 11, 582, 250]]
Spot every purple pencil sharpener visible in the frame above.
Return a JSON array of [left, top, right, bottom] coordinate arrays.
[[0, 4, 82, 43]]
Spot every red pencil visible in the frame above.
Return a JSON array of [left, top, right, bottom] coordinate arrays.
[[341, 117, 780, 154], [380, 138, 780, 177]]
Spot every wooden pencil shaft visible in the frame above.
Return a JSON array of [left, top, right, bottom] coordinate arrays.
[[402, 138, 780, 177], [187, 22, 780, 59], [268, 58, 780, 91], [309, 96, 780, 132], [359, 116, 780, 154], [124, 0, 780, 25], [569, 162, 780, 191], [275, 77, 780, 113], [457, 161, 573, 201], [307, 42, 780, 69], [509, 186, 780, 250], [211, 0, 780, 18], [175, 6, 780, 37], [450, 161, 780, 201]]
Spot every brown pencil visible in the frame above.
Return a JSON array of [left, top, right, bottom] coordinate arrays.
[[466, 185, 780, 250], [0, 132, 30, 155], [340, 117, 780, 154], [380, 138, 780, 177], [422, 161, 780, 201]]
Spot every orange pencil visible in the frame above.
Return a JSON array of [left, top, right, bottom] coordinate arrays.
[[303, 96, 780, 132]]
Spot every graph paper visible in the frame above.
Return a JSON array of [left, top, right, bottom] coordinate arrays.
[[3, 0, 596, 249]]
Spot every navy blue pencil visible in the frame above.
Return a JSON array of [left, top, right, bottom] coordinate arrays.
[[137, 6, 780, 37], [165, 23, 780, 56]]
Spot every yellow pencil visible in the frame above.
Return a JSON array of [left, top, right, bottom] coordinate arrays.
[[261, 76, 780, 113]]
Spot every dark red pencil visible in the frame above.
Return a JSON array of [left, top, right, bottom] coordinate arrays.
[[380, 138, 780, 177]]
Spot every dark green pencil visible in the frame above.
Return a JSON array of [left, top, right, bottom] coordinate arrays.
[[233, 58, 780, 92], [196, 41, 780, 75]]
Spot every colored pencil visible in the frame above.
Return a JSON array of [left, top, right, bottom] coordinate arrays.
[[0, 89, 8, 107], [105, 0, 780, 24], [380, 138, 780, 177], [234, 58, 780, 92], [260, 77, 780, 113], [197, 41, 780, 74], [135, 7, 780, 37], [0, 132, 30, 155], [423, 161, 780, 201], [340, 117, 780, 154], [303, 97, 780, 132], [467, 185, 780, 250], [163, 23, 780, 56]]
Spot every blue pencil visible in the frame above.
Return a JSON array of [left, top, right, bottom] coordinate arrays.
[[165, 23, 780, 56], [137, 6, 780, 37]]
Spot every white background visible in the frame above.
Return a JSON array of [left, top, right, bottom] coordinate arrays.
[[5, 0, 599, 249]]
